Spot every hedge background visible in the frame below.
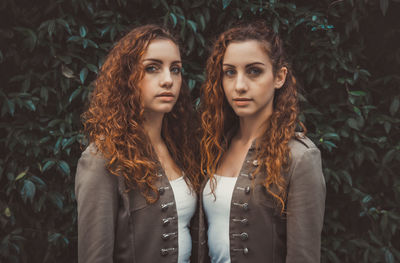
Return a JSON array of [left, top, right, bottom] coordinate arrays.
[[1, 0, 399, 262]]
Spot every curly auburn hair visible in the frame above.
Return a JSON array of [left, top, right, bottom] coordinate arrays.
[[200, 21, 304, 211], [82, 24, 200, 203]]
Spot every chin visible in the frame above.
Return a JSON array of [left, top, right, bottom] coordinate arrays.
[[157, 106, 175, 113], [231, 107, 255, 117]]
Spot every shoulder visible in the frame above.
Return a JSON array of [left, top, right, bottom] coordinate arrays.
[[286, 133, 325, 188], [288, 132, 320, 162], [75, 143, 118, 194]]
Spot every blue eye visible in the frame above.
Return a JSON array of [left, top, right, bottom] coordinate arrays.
[[171, 66, 181, 74], [145, 65, 159, 73], [224, 69, 236, 77], [247, 67, 262, 76]]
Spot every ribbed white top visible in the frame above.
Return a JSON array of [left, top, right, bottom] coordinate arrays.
[[170, 176, 197, 263], [203, 175, 238, 263]]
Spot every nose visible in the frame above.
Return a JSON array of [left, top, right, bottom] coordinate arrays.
[[234, 73, 248, 94], [160, 68, 173, 89]]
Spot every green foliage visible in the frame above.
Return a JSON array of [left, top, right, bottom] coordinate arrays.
[[1, 0, 399, 262]]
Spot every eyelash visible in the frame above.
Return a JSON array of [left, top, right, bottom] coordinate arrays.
[[223, 67, 263, 77], [170, 66, 181, 74], [145, 65, 159, 73], [223, 69, 236, 77], [247, 67, 262, 75], [144, 65, 182, 74]]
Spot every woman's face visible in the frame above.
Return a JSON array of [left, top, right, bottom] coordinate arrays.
[[138, 39, 182, 114], [222, 40, 286, 119]]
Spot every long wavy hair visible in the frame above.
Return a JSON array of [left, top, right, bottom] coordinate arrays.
[[82, 25, 200, 203], [200, 21, 303, 211]]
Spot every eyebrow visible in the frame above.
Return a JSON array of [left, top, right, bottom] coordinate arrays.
[[143, 58, 182, 64], [222, 62, 265, 67]]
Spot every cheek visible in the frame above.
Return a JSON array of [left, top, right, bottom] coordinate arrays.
[[175, 76, 182, 87], [222, 80, 231, 98]]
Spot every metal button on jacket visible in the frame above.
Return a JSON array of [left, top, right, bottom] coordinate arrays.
[[240, 232, 249, 240]]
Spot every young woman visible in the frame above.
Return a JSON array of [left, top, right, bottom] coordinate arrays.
[[198, 22, 326, 263], [75, 25, 200, 263]]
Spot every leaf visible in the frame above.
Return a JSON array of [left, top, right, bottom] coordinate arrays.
[[222, 0, 232, 9], [40, 87, 48, 103], [83, 39, 88, 49], [382, 149, 396, 165], [67, 36, 80, 42], [7, 99, 15, 116], [30, 176, 46, 188], [389, 96, 399, 116], [385, 248, 394, 263], [342, 171, 352, 186], [187, 20, 197, 33], [188, 79, 196, 90], [187, 34, 195, 53], [236, 8, 243, 19], [42, 160, 55, 172], [48, 20, 56, 37], [170, 13, 177, 27], [79, 26, 87, 38], [48, 233, 61, 243], [62, 136, 75, 149], [48, 192, 64, 210], [87, 39, 99, 48], [69, 88, 81, 103], [362, 195, 372, 204], [57, 19, 71, 34], [62, 65, 75, 79], [15, 170, 27, 181], [353, 106, 362, 116], [347, 118, 360, 130], [58, 161, 70, 176], [80, 68, 88, 84], [273, 18, 279, 33], [4, 207, 11, 217], [87, 64, 98, 73], [349, 91, 366, 97], [323, 133, 340, 140], [25, 100, 36, 111], [21, 179, 36, 203], [380, 0, 389, 16], [199, 14, 206, 30]]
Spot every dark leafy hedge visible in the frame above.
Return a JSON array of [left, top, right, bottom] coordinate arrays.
[[1, 0, 399, 262]]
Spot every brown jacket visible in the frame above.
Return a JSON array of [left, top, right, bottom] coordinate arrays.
[[75, 144, 197, 262], [193, 134, 326, 263]]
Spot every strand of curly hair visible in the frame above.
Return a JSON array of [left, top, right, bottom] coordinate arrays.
[[82, 25, 200, 203], [200, 21, 304, 213]]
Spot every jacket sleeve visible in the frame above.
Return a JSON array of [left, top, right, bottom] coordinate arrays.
[[286, 148, 326, 263], [75, 146, 118, 263]]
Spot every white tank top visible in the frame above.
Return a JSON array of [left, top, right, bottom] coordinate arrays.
[[203, 175, 238, 263], [169, 176, 197, 263]]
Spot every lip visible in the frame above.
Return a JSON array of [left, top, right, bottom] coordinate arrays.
[[233, 97, 252, 106], [156, 91, 174, 97], [156, 91, 175, 102]]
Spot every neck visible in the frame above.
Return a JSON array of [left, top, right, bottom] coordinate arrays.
[[143, 111, 164, 145], [237, 108, 272, 144]]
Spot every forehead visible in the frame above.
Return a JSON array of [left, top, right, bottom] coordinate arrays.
[[142, 39, 181, 61], [223, 40, 271, 65]]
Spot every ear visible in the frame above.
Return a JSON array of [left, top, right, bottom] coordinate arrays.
[[274, 67, 287, 89]]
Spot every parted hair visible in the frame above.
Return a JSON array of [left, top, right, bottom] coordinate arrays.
[[82, 24, 200, 202], [200, 21, 303, 211]]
